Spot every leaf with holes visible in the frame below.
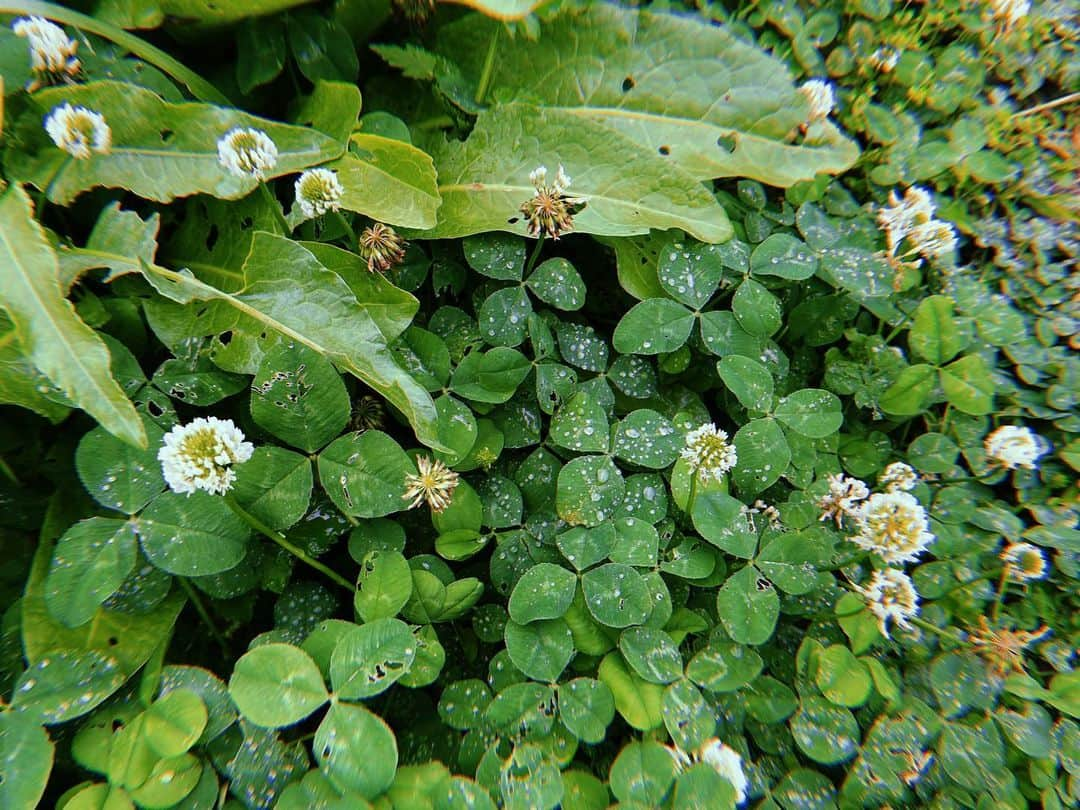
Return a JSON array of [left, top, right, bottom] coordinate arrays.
[[330, 618, 417, 699]]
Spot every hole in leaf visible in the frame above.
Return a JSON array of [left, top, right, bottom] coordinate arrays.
[[717, 134, 737, 153], [219, 330, 233, 345], [622, 76, 635, 92], [107, 636, 119, 646], [658, 145, 670, 156], [240, 217, 253, 229], [159, 129, 174, 143], [507, 216, 520, 225], [205, 225, 219, 251], [147, 401, 164, 417]]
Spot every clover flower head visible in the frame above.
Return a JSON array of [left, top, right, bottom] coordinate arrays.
[[984, 424, 1048, 470], [403, 455, 460, 513], [878, 186, 935, 249], [520, 162, 585, 240], [217, 127, 278, 180], [294, 168, 343, 219], [13, 16, 79, 86], [818, 473, 869, 527], [681, 423, 738, 484], [991, 0, 1031, 27], [1001, 542, 1048, 582], [746, 499, 783, 531], [358, 223, 407, 273], [868, 46, 900, 72], [667, 739, 748, 804], [800, 79, 836, 122], [849, 491, 934, 564], [908, 219, 958, 259], [879, 461, 919, 493], [856, 568, 920, 638], [158, 417, 254, 496], [44, 103, 111, 160]]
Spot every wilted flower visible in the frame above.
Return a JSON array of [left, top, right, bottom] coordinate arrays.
[[799, 79, 835, 122], [159, 417, 254, 496], [44, 103, 111, 160], [403, 455, 460, 513], [879, 462, 918, 493], [667, 739, 748, 804], [877, 186, 957, 270], [849, 491, 935, 564], [868, 46, 900, 73], [13, 16, 79, 90], [217, 127, 278, 180], [990, 0, 1031, 28], [984, 424, 1048, 470], [855, 568, 920, 638], [745, 499, 783, 531], [968, 615, 1049, 676], [1000, 542, 1048, 582], [350, 395, 385, 433], [358, 223, 407, 272], [519, 164, 585, 240], [681, 423, 738, 484], [818, 473, 870, 527], [294, 168, 343, 218]]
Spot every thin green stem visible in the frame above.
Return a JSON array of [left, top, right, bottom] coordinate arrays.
[[525, 233, 546, 275], [224, 495, 353, 592], [685, 474, 699, 516], [413, 115, 455, 131], [909, 616, 965, 643], [177, 577, 228, 655], [0, 455, 19, 486], [1, 1, 229, 104], [990, 565, 1011, 623], [259, 182, 291, 234], [474, 25, 500, 105]]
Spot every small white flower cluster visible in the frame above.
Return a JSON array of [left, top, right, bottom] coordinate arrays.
[[12, 16, 79, 85], [851, 491, 935, 565], [984, 424, 1049, 471], [294, 168, 344, 219], [877, 186, 958, 269], [868, 46, 901, 73], [745, 499, 783, 532], [990, 0, 1031, 28], [855, 568, 920, 639], [818, 473, 869, 527], [799, 79, 836, 123], [44, 103, 111, 160], [667, 739, 748, 804], [682, 423, 738, 484], [530, 164, 572, 195], [1001, 542, 1048, 583], [878, 461, 919, 493], [217, 127, 279, 180], [159, 417, 254, 496]]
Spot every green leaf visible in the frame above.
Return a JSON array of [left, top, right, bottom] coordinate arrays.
[[526, 258, 586, 311], [432, 395, 479, 467], [330, 618, 417, 699], [879, 364, 937, 416], [13, 82, 343, 205], [508, 564, 578, 624], [158, 0, 313, 25], [318, 430, 414, 518], [717, 356, 774, 412], [756, 530, 826, 595], [354, 550, 413, 622], [57, 202, 161, 289], [909, 295, 964, 365], [662, 679, 715, 752], [439, 679, 493, 731], [250, 342, 351, 453], [231, 446, 313, 532], [504, 618, 574, 682], [44, 518, 137, 629], [228, 643, 329, 728], [598, 653, 664, 731], [477, 286, 532, 348], [451, 347, 532, 404], [790, 697, 860, 764], [558, 678, 615, 744], [657, 236, 725, 309], [0, 711, 53, 810], [773, 389, 843, 438], [287, 9, 358, 84], [11, 649, 126, 725], [750, 233, 818, 280], [436, 7, 858, 186], [609, 740, 678, 806], [324, 133, 441, 229], [463, 233, 525, 281], [612, 410, 682, 469], [549, 392, 610, 454], [414, 105, 732, 243], [732, 278, 782, 337], [672, 763, 737, 810], [144, 689, 208, 758], [814, 645, 873, 707], [691, 491, 756, 558], [0, 185, 144, 447], [137, 491, 249, 576], [938, 721, 1005, 790], [445, 0, 544, 19], [557, 526, 613, 573], [581, 563, 651, 628], [556, 455, 625, 527], [609, 517, 659, 567], [716, 565, 779, 645], [731, 417, 790, 496], [76, 419, 165, 515], [613, 298, 695, 355], [940, 354, 994, 416], [686, 642, 763, 693], [315, 702, 398, 798], [619, 627, 683, 684], [142, 233, 441, 448]]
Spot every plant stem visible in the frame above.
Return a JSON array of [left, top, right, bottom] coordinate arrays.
[[990, 565, 1011, 623], [909, 616, 965, 643], [259, 183, 291, 234], [1012, 91, 1080, 118], [525, 234, 546, 275], [177, 577, 228, 655], [685, 474, 699, 516], [224, 495, 353, 592], [1, 1, 229, 104], [474, 25, 500, 105], [0, 455, 19, 486]]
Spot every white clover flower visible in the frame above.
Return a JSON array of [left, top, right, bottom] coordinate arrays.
[[849, 491, 935, 564], [529, 165, 548, 188], [991, 0, 1031, 27], [403, 455, 460, 513], [521, 163, 585, 240], [856, 568, 920, 638], [818, 473, 870, 527], [681, 423, 738, 484], [984, 425, 1048, 470], [799, 79, 836, 122], [878, 186, 936, 253], [908, 219, 958, 259], [745, 499, 783, 531], [13, 16, 79, 82], [44, 103, 111, 160], [667, 740, 748, 804], [217, 127, 278, 180], [159, 417, 254, 496], [879, 462, 919, 493], [294, 168, 344, 219], [1001, 542, 1048, 582], [868, 46, 901, 73]]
